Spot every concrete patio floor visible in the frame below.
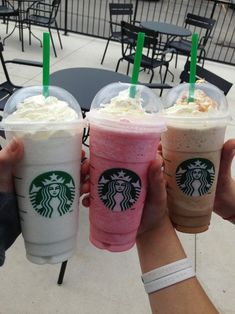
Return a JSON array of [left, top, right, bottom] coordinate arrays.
[[0, 24, 235, 314]]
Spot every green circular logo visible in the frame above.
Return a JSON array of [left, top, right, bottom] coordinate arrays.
[[176, 158, 215, 197], [98, 168, 141, 211], [29, 171, 75, 218]]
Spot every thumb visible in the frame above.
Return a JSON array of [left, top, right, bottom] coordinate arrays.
[[218, 139, 235, 181], [0, 138, 24, 192], [147, 156, 166, 205], [0, 138, 24, 166]]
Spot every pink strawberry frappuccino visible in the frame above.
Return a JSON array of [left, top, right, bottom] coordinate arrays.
[[86, 83, 165, 252]]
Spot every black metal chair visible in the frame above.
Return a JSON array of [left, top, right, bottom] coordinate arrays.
[[147, 60, 233, 96], [0, 40, 42, 110], [168, 13, 216, 68], [179, 60, 233, 95], [116, 21, 175, 86], [24, 0, 62, 57], [0, 0, 20, 44], [101, 3, 134, 65]]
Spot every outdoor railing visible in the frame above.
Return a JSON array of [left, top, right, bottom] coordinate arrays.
[[56, 0, 234, 66], [2, 0, 233, 65]]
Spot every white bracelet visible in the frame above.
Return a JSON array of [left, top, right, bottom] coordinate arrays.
[[142, 258, 192, 284], [141, 258, 195, 294]]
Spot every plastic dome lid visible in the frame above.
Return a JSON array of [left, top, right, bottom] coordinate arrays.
[[86, 82, 166, 133], [1, 86, 84, 131], [162, 82, 230, 123]]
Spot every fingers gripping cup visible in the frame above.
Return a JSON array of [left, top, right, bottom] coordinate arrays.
[[86, 83, 165, 252], [0, 86, 84, 264], [161, 82, 230, 233]]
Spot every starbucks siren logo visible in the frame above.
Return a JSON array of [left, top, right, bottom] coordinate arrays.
[[29, 171, 75, 218], [176, 158, 215, 197], [98, 168, 141, 211]]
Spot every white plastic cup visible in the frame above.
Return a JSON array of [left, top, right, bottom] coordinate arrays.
[[0, 86, 84, 264], [86, 82, 166, 252], [161, 82, 230, 233]]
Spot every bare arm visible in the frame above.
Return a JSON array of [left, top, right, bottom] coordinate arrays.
[[136, 217, 218, 314], [214, 139, 235, 222], [136, 160, 218, 314]]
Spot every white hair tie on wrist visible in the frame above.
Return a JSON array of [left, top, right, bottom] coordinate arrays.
[[141, 258, 196, 294]]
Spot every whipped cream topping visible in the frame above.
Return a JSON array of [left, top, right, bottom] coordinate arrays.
[[99, 89, 146, 118], [165, 89, 219, 116], [5, 95, 79, 123]]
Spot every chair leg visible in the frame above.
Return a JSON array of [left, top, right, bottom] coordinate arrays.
[[57, 260, 68, 285], [19, 19, 24, 52], [175, 52, 178, 68], [101, 38, 111, 65], [159, 67, 163, 84], [3, 20, 17, 45], [124, 43, 130, 55], [126, 62, 130, 75], [199, 49, 206, 67], [55, 21, 63, 49], [115, 57, 123, 72], [29, 23, 32, 45], [32, 31, 42, 47], [6, 17, 10, 34], [149, 69, 155, 84], [167, 68, 174, 82], [159, 64, 169, 97], [49, 27, 57, 57], [163, 64, 169, 84]]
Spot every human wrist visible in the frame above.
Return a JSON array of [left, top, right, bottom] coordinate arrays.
[[136, 216, 186, 274], [141, 257, 195, 294], [0, 176, 14, 193]]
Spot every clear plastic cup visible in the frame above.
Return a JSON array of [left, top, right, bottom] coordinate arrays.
[[86, 82, 166, 252], [0, 86, 84, 264], [161, 82, 230, 233]]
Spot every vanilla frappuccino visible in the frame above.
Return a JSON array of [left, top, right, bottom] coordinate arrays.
[[1, 86, 84, 264], [161, 83, 229, 233]]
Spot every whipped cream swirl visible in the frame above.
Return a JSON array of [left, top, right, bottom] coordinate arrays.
[[99, 89, 146, 117], [165, 89, 219, 116], [5, 95, 78, 123]]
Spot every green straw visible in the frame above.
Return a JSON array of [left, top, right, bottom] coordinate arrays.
[[129, 32, 145, 98], [43, 32, 50, 97], [188, 33, 199, 102]]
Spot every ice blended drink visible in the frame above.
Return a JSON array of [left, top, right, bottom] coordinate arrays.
[[1, 86, 84, 264], [86, 83, 165, 252], [161, 82, 229, 233]]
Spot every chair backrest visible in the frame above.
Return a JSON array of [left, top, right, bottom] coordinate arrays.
[[121, 21, 159, 64], [184, 13, 216, 47], [180, 60, 233, 95], [50, 0, 61, 21], [0, 0, 18, 17], [109, 3, 133, 34]]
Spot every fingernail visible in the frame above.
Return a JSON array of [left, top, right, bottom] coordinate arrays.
[[81, 157, 87, 163], [9, 138, 18, 153]]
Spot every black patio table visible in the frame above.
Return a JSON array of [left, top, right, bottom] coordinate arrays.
[[141, 21, 192, 47], [141, 21, 192, 38]]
